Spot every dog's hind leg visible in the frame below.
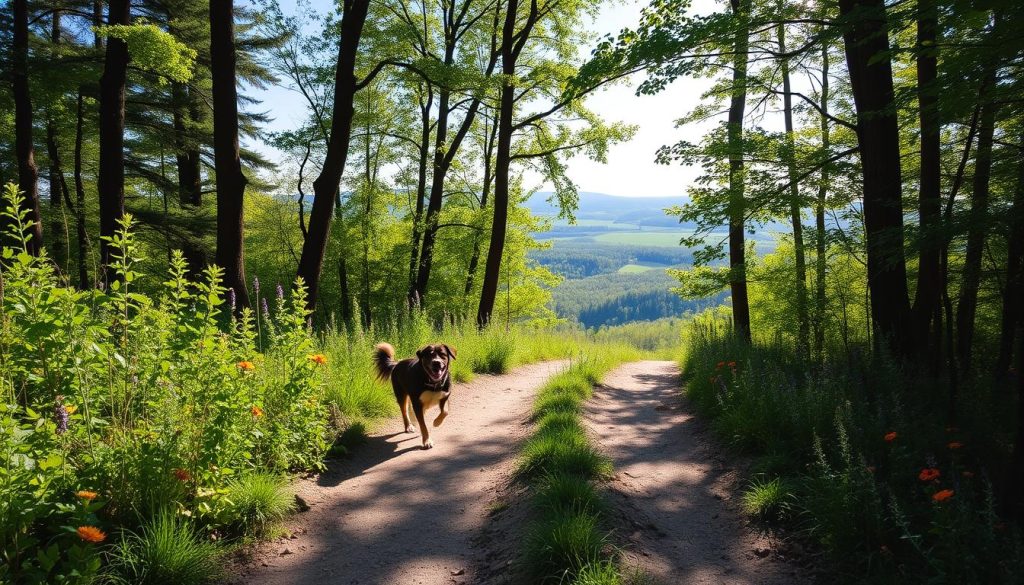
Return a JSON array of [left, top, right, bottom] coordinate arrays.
[[433, 395, 449, 428], [412, 400, 432, 449], [394, 387, 414, 433]]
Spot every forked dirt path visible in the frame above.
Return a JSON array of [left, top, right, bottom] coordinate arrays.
[[585, 361, 805, 585], [231, 360, 566, 585]]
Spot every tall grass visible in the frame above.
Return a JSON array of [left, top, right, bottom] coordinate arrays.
[[681, 318, 1024, 584]]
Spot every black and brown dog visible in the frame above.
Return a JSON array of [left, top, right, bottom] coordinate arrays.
[[373, 342, 456, 449]]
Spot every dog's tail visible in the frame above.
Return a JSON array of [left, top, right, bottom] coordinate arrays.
[[373, 342, 398, 382]]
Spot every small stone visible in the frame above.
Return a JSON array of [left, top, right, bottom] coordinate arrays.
[[451, 568, 465, 576], [754, 547, 771, 558], [280, 548, 293, 556]]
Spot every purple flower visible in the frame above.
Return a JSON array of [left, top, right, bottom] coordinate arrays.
[[227, 288, 236, 311], [54, 402, 68, 435], [276, 284, 284, 301], [261, 297, 270, 317], [253, 276, 260, 296]]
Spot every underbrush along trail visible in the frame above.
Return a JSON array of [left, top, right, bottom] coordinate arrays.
[[233, 360, 568, 585]]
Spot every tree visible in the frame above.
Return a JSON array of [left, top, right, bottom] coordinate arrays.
[[97, 0, 131, 275], [210, 0, 250, 308], [10, 0, 43, 254]]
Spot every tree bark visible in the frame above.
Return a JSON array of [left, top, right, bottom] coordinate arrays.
[[727, 0, 751, 342], [210, 0, 250, 308], [172, 82, 207, 277], [74, 91, 91, 289], [93, 1, 105, 48], [838, 0, 913, 356], [813, 32, 830, 364], [995, 133, 1024, 379], [296, 0, 371, 309], [11, 0, 44, 255], [465, 117, 499, 300], [97, 0, 131, 274], [912, 0, 941, 346], [407, 86, 433, 308], [955, 75, 997, 375], [778, 21, 809, 357]]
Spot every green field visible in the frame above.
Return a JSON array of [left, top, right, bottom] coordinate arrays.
[[617, 263, 666, 273], [595, 231, 689, 246]]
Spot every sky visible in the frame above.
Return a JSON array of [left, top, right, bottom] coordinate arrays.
[[251, 0, 721, 198]]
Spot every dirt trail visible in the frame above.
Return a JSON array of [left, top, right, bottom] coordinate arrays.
[[232, 360, 566, 585], [585, 361, 804, 585]]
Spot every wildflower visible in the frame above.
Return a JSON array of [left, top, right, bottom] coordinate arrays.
[[54, 401, 69, 435], [75, 490, 99, 501], [308, 354, 327, 366], [918, 468, 941, 482], [261, 297, 271, 317], [76, 526, 106, 543], [727, 361, 736, 368], [716, 361, 725, 369], [237, 361, 255, 372], [884, 431, 897, 442], [65, 405, 78, 415], [251, 405, 264, 418], [228, 288, 236, 311], [947, 441, 963, 450], [253, 276, 260, 296], [962, 471, 975, 478], [276, 283, 284, 301], [172, 468, 192, 482], [932, 489, 954, 502]]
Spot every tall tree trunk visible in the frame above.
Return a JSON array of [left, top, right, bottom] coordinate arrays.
[[727, 0, 751, 342], [913, 0, 941, 346], [778, 20, 809, 356], [46, 10, 73, 268], [11, 0, 43, 255], [995, 132, 1024, 379], [97, 0, 130, 275], [93, 1, 104, 48], [956, 76, 998, 375], [477, 0, 521, 328], [172, 82, 206, 277], [407, 86, 433, 308], [74, 91, 91, 289], [838, 0, 913, 356], [1011, 321, 1024, 524], [465, 117, 499, 300], [813, 33, 830, 364], [210, 0, 250, 308], [296, 0, 371, 309]]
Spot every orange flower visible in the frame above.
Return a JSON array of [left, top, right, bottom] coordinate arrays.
[[250, 405, 264, 418], [884, 431, 897, 442], [727, 361, 737, 368], [172, 468, 192, 482], [237, 361, 255, 372], [919, 468, 941, 482], [76, 526, 106, 543], [962, 471, 975, 478], [716, 361, 725, 369], [75, 490, 98, 501], [932, 489, 954, 502], [308, 354, 328, 366], [947, 441, 963, 450]]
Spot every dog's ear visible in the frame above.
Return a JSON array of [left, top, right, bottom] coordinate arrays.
[[443, 344, 457, 360], [416, 345, 430, 360]]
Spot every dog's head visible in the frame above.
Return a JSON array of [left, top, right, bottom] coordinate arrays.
[[417, 344, 456, 383]]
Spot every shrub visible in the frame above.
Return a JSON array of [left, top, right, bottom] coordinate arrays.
[[741, 476, 794, 525]]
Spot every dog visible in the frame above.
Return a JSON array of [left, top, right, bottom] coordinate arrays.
[[373, 342, 456, 449]]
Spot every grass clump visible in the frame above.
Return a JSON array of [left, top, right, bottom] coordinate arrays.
[[534, 472, 605, 516], [104, 510, 222, 585], [524, 511, 608, 584], [220, 473, 294, 537], [741, 476, 793, 525]]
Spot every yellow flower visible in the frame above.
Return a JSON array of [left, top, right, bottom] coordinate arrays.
[[76, 526, 106, 543], [64, 405, 78, 415], [251, 405, 264, 418]]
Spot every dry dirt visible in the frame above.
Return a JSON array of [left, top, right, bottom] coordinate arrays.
[[584, 360, 806, 585], [230, 360, 567, 585]]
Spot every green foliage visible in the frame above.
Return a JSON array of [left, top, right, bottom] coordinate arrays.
[[219, 473, 294, 537], [94, 23, 197, 84], [741, 476, 794, 525], [524, 511, 609, 584], [103, 510, 222, 585]]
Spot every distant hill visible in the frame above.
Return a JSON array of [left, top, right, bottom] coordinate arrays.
[[527, 191, 687, 228]]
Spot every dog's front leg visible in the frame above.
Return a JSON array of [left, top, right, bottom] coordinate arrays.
[[412, 399, 432, 449], [433, 395, 449, 427]]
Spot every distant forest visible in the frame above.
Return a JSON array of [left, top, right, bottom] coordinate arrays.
[[531, 242, 693, 279]]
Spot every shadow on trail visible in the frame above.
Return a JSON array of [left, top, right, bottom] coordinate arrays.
[[587, 361, 799, 585]]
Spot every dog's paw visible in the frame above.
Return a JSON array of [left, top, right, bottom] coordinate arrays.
[[432, 413, 447, 427], [422, 439, 434, 449], [405, 424, 415, 434]]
